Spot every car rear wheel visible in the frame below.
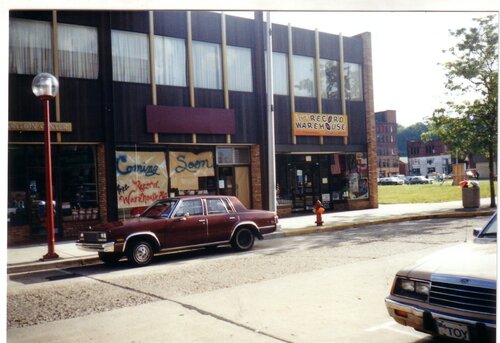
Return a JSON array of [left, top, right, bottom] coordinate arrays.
[[98, 252, 122, 264], [127, 241, 154, 266], [231, 228, 255, 251]]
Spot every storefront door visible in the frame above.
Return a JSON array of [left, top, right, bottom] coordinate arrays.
[[235, 167, 250, 208], [218, 166, 251, 208], [291, 163, 320, 212]]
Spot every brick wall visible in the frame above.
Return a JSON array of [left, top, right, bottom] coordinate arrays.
[[361, 32, 378, 209], [96, 144, 108, 222], [251, 144, 263, 209], [7, 226, 31, 246]]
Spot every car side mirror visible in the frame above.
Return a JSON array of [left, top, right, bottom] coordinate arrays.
[[473, 228, 481, 237]]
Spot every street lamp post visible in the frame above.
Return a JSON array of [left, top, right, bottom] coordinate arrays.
[[32, 73, 59, 260]]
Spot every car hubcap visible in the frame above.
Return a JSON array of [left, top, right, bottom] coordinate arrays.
[[238, 231, 251, 248], [135, 244, 151, 263]]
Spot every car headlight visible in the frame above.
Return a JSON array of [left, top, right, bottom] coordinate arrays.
[[98, 232, 107, 241], [415, 282, 430, 296], [394, 277, 430, 301]]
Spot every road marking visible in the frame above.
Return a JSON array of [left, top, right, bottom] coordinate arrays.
[[366, 321, 426, 338]]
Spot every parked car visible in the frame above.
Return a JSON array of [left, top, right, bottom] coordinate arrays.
[[394, 174, 409, 184], [385, 213, 497, 342], [378, 177, 404, 185], [76, 195, 278, 266], [408, 176, 433, 184]]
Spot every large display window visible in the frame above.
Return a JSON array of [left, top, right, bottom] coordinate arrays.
[[276, 152, 369, 212], [8, 145, 98, 235]]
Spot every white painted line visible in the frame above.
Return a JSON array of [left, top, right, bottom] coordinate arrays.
[[386, 326, 427, 338], [366, 321, 396, 332], [366, 321, 426, 339]]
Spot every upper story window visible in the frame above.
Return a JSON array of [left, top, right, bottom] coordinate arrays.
[[10, 19, 99, 80], [265, 51, 289, 95], [9, 19, 53, 75], [154, 35, 186, 87], [58, 23, 98, 79], [193, 41, 222, 90], [344, 62, 363, 101], [227, 46, 253, 92], [319, 58, 339, 99], [111, 30, 150, 84], [293, 55, 316, 97]]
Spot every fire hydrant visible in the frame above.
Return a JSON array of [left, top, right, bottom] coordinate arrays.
[[313, 200, 325, 226]]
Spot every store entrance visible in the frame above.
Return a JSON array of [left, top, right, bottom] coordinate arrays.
[[217, 166, 251, 208], [289, 163, 321, 212]]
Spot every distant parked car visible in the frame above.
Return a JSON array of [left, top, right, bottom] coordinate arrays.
[[76, 195, 278, 266], [394, 175, 409, 184], [385, 213, 497, 342], [408, 176, 433, 184], [378, 177, 404, 185]]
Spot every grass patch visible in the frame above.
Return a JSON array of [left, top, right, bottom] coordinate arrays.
[[378, 180, 496, 204]]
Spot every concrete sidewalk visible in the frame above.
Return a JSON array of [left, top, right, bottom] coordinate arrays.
[[7, 199, 495, 275]]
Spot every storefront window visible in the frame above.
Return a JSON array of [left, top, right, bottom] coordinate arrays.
[[276, 153, 369, 213], [8, 145, 99, 230], [169, 150, 215, 192], [60, 146, 98, 221], [330, 153, 369, 200]]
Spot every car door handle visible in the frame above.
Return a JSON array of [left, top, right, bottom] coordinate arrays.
[[229, 216, 237, 220], [198, 219, 206, 223]]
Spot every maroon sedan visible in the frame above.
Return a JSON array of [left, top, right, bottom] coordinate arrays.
[[76, 195, 278, 266]]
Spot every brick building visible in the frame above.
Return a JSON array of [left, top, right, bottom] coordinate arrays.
[[8, 10, 377, 245], [407, 139, 452, 176], [375, 110, 399, 177]]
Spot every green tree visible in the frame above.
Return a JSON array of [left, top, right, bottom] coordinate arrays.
[[397, 123, 428, 157], [423, 15, 498, 208]]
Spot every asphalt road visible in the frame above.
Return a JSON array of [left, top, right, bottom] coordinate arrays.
[[7, 216, 491, 342]]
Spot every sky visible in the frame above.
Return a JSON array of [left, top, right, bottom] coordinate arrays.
[[229, 11, 496, 127]]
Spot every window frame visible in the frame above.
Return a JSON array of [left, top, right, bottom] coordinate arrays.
[[192, 40, 222, 90]]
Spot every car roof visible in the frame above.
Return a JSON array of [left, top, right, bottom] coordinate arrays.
[[158, 195, 235, 201]]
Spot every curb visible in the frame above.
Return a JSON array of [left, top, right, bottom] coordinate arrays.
[[8, 210, 495, 275], [270, 210, 495, 238], [7, 257, 102, 275]]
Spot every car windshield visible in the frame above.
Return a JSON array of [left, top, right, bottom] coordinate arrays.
[[141, 199, 178, 218], [479, 214, 497, 238]]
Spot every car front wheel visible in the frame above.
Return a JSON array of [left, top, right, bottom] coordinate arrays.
[[127, 241, 154, 266], [231, 228, 255, 251]]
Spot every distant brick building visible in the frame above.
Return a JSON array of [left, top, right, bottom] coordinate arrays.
[[407, 139, 452, 176], [375, 110, 399, 177]]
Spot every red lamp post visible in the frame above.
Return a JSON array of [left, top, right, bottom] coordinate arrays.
[[32, 73, 59, 260]]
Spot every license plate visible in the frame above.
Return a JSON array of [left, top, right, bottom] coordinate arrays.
[[436, 319, 470, 341]]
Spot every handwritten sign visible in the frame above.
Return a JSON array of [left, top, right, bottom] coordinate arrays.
[[169, 151, 214, 190], [116, 151, 168, 209], [292, 112, 348, 137]]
